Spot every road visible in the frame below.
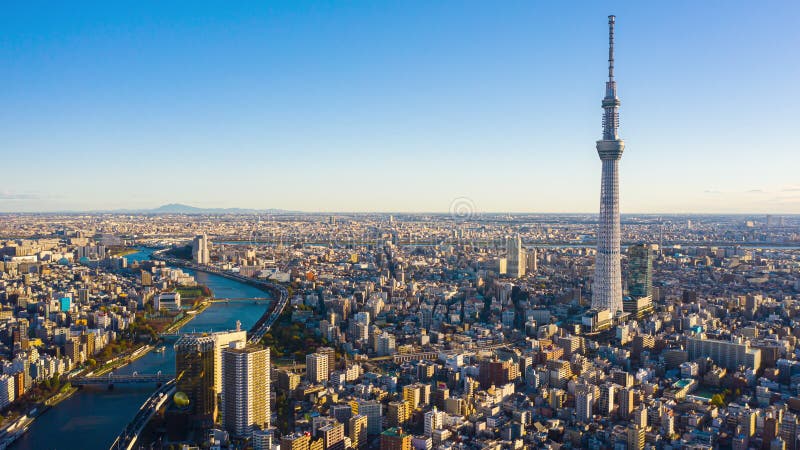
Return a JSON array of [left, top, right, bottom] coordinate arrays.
[[109, 380, 176, 450]]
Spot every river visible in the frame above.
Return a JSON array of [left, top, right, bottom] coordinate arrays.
[[11, 248, 271, 450]]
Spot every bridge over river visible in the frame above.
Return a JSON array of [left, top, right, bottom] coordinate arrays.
[[208, 297, 270, 302], [71, 373, 173, 386]]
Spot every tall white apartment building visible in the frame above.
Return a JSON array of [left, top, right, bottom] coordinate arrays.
[[221, 341, 271, 437]]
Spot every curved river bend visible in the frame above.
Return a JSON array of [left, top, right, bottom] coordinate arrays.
[[11, 248, 271, 450]]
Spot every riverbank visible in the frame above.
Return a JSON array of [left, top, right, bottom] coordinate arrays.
[[0, 383, 78, 449], [93, 300, 211, 377], [161, 301, 211, 335], [43, 385, 78, 407], [92, 344, 155, 377]]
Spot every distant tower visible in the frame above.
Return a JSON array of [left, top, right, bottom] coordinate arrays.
[[192, 233, 210, 265], [593, 15, 625, 314], [505, 234, 526, 278]]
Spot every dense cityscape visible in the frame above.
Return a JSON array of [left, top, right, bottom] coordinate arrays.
[[2, 6, 799, 450], [0, 209, 799, 450]]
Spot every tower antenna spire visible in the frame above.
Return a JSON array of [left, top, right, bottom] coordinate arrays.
[[608, 15, 615, 80]]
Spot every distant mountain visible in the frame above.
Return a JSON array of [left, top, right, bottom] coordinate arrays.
[[118, 203, 292, 215], [150, 203, 206, 213]]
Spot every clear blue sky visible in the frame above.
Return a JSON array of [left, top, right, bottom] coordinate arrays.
[[1, 1, 798, 213]]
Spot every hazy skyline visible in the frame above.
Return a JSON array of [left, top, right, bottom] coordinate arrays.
[[2, 1, 799, 213]]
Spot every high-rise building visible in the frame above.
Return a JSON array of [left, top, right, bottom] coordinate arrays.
[[349, 414, 368, 449], [307, 352, 330, 384], [424, 407, 444, 437], [12, 372, 25, 399], [686, 336, 762, 372], [80, 332, 95, 356], [765, 416, 781, 448], [617, 387, 635, 419], [575, 383, 594, 423], [376, 332, 396, 356], [598, 383, 616, 417], [592, 15, 625, 314], [140, 269, 153, 287], [433, 387, 449, 409], [612, 369, 634, 388], [627, 244, 653, 299], [221, 341, 271, 437], [549, 388, 566, 409], [526, 247, 538, 273], [171, 329, 247, 423], [318, 421, 345, 450], [387, 401, 412, 428], [478, 357, 520, 389], [633, 405, 648, 429], [403, 383, 430, 409], [780, 412, 800, 450], [276, 368, 301, 391], [317, 346, 336, 375], [627, 424, 645, 450], [175, 334, 217, 420], [661, 411, 675, 437], [0, 375, 15, 408], [505, 235, 526, 278], [380, 427, 411, 450], [330, 404, 352, 426], [64, 338, 82, 365], [192, 233, 210, 265], [212, 329, 248, 395], [356, 400, 383, 435], [624, 244, 655, 318]]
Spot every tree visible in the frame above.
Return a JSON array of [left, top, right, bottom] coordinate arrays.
[[51, 374, 61, 392]]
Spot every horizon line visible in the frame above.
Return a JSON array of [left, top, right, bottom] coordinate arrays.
[[1, 210, 799, 216]]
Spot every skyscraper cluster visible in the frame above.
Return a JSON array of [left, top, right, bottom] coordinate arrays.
[[174, 330, 271, 439]]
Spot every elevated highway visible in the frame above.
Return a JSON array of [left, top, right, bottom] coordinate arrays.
[[109, 380, 175, 450]]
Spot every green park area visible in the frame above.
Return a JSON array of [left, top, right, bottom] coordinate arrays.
[[694, 387, 740, 407], [108, 245, 138, 257], [176, 286, 209, 299], [260, 305, 328, 363]]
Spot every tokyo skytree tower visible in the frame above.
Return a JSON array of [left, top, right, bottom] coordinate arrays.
[[592, 15, 625, 314]]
